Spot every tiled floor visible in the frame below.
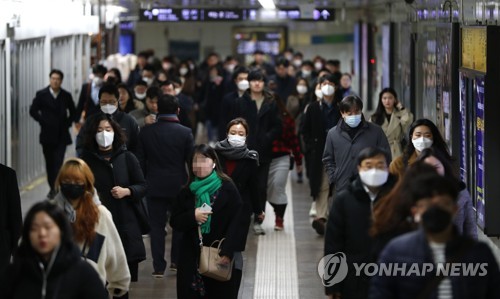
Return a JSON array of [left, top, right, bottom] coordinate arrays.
[[20, 171, 326, 298]]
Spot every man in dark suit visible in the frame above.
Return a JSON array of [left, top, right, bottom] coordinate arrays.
[[75, 64, 107, 126], [136, 94, 194, 277], [0, 164, 22, 273], [30, 69, 76, 198]]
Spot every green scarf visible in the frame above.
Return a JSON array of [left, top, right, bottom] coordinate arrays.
[[189, 171, 222, 234]]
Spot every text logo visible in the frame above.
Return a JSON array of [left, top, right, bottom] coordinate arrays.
[[318, 252, 348, 287]]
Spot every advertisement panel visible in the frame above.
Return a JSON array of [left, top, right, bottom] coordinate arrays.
[[475, 76, 485, 229]]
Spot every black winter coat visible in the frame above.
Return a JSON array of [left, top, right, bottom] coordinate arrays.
[[170, 180, 243, 298], [136, 118, 194, 198], [0, 165, 22, 273], [75, 82, 101, 121], [29, 86, 76, 145], [231, 91, 282, 163], [2, 245, 107, 299], [324, 175, 396, 298], [300, 100, 340, 197], [216, 154, 259, 252], [81, 147, 147, 263]]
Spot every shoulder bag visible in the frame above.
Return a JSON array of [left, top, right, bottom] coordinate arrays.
[[197, 226, 233, 281]]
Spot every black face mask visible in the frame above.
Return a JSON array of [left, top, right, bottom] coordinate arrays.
[[421, 205, 452, 233], [60, 184, 85, 200]]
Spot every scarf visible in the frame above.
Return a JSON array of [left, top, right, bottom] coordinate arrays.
[[213, 139, 259, 165], [189, 171, 222, 234], [52, 189, 101, 223]]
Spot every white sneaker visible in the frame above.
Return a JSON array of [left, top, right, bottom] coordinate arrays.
[[309, 202, 317, 217], [253, 223, 266, 235]]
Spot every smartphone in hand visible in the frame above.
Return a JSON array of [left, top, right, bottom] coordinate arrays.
[[200, 203, 212, 212]]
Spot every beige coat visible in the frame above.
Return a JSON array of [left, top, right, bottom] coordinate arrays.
[[371, 108, 413, 159]]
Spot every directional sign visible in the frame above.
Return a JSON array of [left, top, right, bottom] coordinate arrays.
[[139, 8, 335, 22]]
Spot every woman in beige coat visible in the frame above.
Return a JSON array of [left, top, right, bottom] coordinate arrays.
[[370, 87, 413, 159]]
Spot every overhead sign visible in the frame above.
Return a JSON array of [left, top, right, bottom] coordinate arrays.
[[139, 8, 335, 22]]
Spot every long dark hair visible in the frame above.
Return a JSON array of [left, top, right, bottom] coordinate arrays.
[[370, 161, 439, 237], [82, 114, 127, 151], [416, 147, 461, 186], [15, 201, 75, 260], [188, 144, 233, 184], [371, 87, 399, 126], [402, 118, 452, 167]]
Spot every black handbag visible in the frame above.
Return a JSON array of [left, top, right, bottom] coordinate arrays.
[[131, 198, 151, 235]]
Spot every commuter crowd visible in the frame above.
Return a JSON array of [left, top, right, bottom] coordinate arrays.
[[0, 47, 498, 299]]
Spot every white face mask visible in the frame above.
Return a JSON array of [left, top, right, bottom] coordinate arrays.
[[93, 77, 103, 86], [296, 85, 307, 95], [142, 77, 153, 86], [101, 104, 117, 115], [227, 134, 246, 147], [95, 131, 114, 148], [321, 85, 335, 96], [314, 62, 323, 71], [179, 67, 188, 76], [226, 64, 236, 73], [315, 89, 324, 99], [301, 69, 312, 77], [135, 92, 146, 100], [175, 87, 182, 95], [412, 137, 433, 152], [237, 80, 250, 91], [359, 168, 389, 187], [344, 114, 362, 128], [293, 60, 302, 67]]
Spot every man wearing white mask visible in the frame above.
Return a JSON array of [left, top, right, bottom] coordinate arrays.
[[141, 64, 156, 87], [76, 83, 140, 156], [321, 96, 390, 234], [218, 66, 249, 138], [324, 147, 396, 299], [133, 80, 148, 102], [76, 64, 108, 125], [300, 74, 342, 233]]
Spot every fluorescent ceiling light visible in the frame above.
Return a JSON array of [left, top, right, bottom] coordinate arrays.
[[258, 0, 276, 10]]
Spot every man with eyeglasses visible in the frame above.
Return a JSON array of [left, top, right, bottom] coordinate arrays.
[[76, 83, 140, 156], [324, 147, 396, 299]]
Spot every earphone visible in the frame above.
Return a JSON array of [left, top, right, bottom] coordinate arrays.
[[213, 164, 216, 169]]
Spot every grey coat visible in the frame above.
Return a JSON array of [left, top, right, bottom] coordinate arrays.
[[322, 120, 391, 192], [454, 187, 478, 239]]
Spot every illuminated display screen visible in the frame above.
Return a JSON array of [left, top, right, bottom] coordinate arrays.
[[139, 8, 335, 22]]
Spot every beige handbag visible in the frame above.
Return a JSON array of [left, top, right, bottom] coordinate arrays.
[[198, 226, 233, 281]]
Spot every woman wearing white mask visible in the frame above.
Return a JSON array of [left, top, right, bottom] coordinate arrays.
[[300, 74, 342, 226], [286, 78, 312, 133], [389, 118, 452, 179], [177, 60, 197, 98], [213, 118, 259, 297], [370, 87, 414, 159], [80, 114, 148, 285]]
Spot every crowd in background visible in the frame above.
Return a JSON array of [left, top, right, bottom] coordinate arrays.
[[0, 46, 498, 299]]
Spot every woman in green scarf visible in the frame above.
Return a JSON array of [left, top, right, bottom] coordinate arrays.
[[170, 144, 243, 299]]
